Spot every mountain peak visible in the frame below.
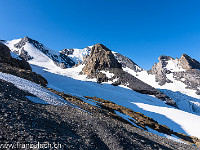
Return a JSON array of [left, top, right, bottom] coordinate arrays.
[[158, 55, 174, 61], [83, 44, 122, 75], [179, 53, 200, 70], [92, 43, 111, 52]]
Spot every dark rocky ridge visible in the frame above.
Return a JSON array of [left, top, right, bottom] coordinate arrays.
[[82, 44, 177, 108], [60, 48, 74, 55], [0, 42, 31, 70], [114, 52, 142, 72], [173, 70, 200, 95], [0, 43, 47, 86], [82, 43, 122, 75]]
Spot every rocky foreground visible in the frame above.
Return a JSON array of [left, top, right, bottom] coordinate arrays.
[[0, 79, 199, 150]]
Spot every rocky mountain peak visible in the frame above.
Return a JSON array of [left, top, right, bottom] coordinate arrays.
[[14, 36, 42, 50], [148, 55, 175, 86], [82, 43, 122, 75], [179, 54, 200, 70], [158, 55, 174, 61]]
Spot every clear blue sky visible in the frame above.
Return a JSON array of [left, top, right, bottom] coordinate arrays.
[[1, 0, 200, 69]]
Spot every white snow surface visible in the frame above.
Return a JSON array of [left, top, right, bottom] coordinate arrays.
[[100, 70, 114, 78], [5, 38, 60, 70], [67, 47, 92, 64], [123, 67, 200, 115], [165, 59, 185, 72], [134, 102, 200, 139], [0, 72, 69, 106], [29, 64, 200, 139]]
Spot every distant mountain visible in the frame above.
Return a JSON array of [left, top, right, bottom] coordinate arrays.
[[123, 54, 200, 114], [3, 36, 75, 69]]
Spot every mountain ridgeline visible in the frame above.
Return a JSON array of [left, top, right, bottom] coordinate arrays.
[[2, 36, 200, 108], [1, 37, 200, 149]]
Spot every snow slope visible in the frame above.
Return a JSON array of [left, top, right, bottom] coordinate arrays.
[[123, 66, 200, 115], [5, 38, 60, 69], [66, 46, 93, 64], [0, 72, 70, 106], [30, 64, 200, 139]]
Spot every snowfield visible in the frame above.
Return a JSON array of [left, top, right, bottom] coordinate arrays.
[[29, 64, 200, 139], [0, 72, 70, 106], [123, 67, 200, 115], [67, 46, 93, 63]]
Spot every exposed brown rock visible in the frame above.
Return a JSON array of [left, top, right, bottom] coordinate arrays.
[[82, 43, 122, 75], [179, 54, 200, 70]]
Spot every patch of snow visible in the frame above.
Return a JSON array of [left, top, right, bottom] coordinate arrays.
[[134, 102, 200, 138], [5, 38, 21, 52], [68, 47, 91, 64], [0, 72, 70, 106], [165, 59, 185, 72], [100, 70, 114, 78]]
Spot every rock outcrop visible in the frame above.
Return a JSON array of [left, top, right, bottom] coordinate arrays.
[[113, 52, 142, 72], [82, 43, 122, 75], [179, 54, 200, 70], [0, 43, 47, 86], [149, 54, 200, 95], [0, 43, 31, 70], [148, 55, 174, 86]]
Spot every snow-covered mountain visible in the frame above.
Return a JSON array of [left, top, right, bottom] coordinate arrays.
[[2, 37, 200, 147], [4, 36, 80, 69], [123, 54, 200, 115]]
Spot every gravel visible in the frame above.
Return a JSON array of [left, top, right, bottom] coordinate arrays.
[[0, 79, 198, 150]]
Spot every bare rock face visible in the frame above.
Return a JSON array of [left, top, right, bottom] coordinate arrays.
[[82, 43, 122, 75], [179, 54, 200, 70], [0, 43, 32, 70], [113, 52, 142, 72], [60, 48, 74, 55], [148, 55, 173, 86]]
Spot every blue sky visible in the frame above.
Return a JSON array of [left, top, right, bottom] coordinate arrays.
[[1, 0, 200, 69]]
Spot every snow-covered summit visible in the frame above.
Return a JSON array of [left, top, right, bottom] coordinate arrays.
[[5, 36, 75, 69]]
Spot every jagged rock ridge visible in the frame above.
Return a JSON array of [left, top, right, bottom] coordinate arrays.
[[148, 54, 200, 94], [113, 52, 142, 72]]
